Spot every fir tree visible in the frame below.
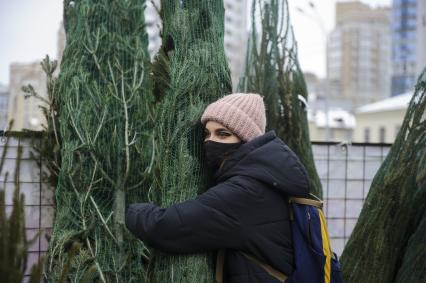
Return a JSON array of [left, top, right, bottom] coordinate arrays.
[[45, 0, 154, 281], [22, 55, 61, 191], [340, 69, 426, 282], [239, 0, 322, 197], [148, 0, 231, 281]]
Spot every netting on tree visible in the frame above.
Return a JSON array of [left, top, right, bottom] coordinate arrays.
[[340, 69, 426, 282], [46, 0, 324, 282], [46, 0, 153, 281], [238, 0, 322, 197], [147, 0, 232, 281]]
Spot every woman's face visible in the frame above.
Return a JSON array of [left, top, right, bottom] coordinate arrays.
[[204, 121, 241, 143]]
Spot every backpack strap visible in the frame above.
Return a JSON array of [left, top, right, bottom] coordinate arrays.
[[215, 249, 225, 283], [288, 197, 323, 209], [240, 252, 288, 282], [215, 250, 288, 283]]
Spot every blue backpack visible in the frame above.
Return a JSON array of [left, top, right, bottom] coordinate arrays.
[[285, 195, 344, 283], [215, 195, 344, 283]]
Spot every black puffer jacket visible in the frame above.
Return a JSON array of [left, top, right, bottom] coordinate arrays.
[[125, 130, 310, 282]]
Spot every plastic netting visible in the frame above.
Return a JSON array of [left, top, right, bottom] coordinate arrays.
[[47, 0, 325, 281], [147, 0, 231, 282], [340, 69, 426, 282], [47, 0, 230, 282], [238, 0, 322, 197], [46, 0, 154, 281]]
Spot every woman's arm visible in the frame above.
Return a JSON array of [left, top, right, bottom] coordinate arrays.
[[125, 181, 249, 253]]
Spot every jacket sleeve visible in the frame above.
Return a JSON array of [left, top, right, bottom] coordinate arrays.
[[125, 181, 250, 253]]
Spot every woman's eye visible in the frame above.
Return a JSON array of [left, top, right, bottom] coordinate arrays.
[[219, 132, 231, 137]]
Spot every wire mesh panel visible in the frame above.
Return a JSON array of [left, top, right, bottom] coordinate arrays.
[[0, 134, 54, 282], [1, 134, 392, 273], [312, 142, 391, 255]]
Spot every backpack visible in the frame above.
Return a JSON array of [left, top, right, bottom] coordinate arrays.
[[215, 194, 344, 283], [285, 195, 344, 283]]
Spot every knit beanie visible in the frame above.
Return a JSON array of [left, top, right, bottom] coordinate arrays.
[[200, 93, 266, 142]]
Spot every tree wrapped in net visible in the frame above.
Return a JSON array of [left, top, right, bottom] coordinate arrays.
[[45, 0, 154, 281], [340, 69, 426, 282], [147, 0, 231, 281], [238, 0, 322, 197]]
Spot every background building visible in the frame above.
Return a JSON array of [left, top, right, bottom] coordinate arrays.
[[0, 84, 9, 130], [57, 22, 66, 66], [327, 2, 391, 110], [353, 93, 409, 143], [305, 72, 352, 112], [305, 72, 355, 142], [391, 0, 418, 96], [416, 0, 426, 76], [7, 62, 47, 131], [308, 108, 356, 142]]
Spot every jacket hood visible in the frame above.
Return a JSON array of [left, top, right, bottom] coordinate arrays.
[[214, 130, 310, 196]]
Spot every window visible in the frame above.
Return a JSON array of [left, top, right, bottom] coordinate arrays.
[[379, 127, 386, 143], [364, 127, 370, 143]]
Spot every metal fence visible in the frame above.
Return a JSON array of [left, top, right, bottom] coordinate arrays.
[[311, 141, 391, 255], [0, 134, 391, 277], [0, 134, 53, 278]]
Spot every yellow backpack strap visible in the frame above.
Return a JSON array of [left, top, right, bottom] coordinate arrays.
[[288, 197, 323, 209], [215, 249, 225, 283], [240, 252, 288, 282]]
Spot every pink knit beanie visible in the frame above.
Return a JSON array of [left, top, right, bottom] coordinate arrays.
[[200, 93, 266, 142]]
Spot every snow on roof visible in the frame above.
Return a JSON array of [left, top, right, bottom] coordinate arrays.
[[356, 92, 412, 114], [308, 108, 356, 129]]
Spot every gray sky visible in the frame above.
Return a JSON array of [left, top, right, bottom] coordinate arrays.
[[0, 0, 62, 85], [0, 0, 391, 86]]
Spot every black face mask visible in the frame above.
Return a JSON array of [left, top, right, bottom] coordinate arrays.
[[203, 140, 243, 172]]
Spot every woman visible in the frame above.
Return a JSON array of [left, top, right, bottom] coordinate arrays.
[[125, 93, 310, 282]]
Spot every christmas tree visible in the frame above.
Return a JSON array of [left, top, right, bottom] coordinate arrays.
[[340, 69, 426, 282], [239, 0, 322, 197], [45, 0, 154, 281], [148, 0, 231, 281]]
